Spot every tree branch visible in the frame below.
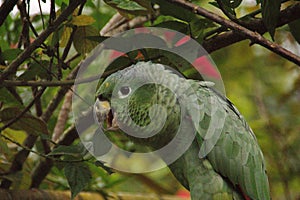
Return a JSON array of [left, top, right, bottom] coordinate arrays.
[[0, 0, 18, 27], [1, 66, 126, 87], [52, 88, 73, 142], [2, 79, 76, 87], [0, 87, 46, 189], [203, 2, 300, 55], [0, 87, 46, 132], [0, 0, 86, 84], [30, 110, 93, 188], [1, 65, 80, 189], [40, 66, 80, 122], [165, 0, 300, 66], [100, 13, 127, 36]]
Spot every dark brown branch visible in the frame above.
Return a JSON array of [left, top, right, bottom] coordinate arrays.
[[30, 110, 93, 188], [0, 87, 46, 189], [2, 76, 96, 87], [2, 66, 124, 87], [166, 0, 300, 66], [17, 0, 30, 48], [41, 66, 80, 122], [133, 174, 173, 194], [203, 3, 300, 54], [215, 0, 237, 22], [61, 3, 85, 65], [52, 88, 73, 142], [0, 0, 18, 27], [29, 65, 82, 188], [1, 65, 80, 189], [32, 87, 43, 116], [0, 0, 86, 83], [0, 87, 46, 132]]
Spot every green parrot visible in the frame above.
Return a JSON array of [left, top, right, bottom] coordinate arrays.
[[94, 61, 270, 200]]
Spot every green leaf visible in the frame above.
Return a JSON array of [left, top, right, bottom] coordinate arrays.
[[288, 19, 300, 44], [163, 51, 203, 80], [117, 0, 147, 11], [189, 17, 216, 42], [60, 26, 72, 47], [0, 137, 11, 158], [104, 0, 149, 11], [48, 144, 85, 157], [0, 49, 23, 62], [0, 87, 22, 107], [104, 0, 152, 18], [261, 0, 281, 40], [154, 20, 189, 34], [106, 55, 133, 72], [73, 26, 99, 55], [0, 107, 48, 136], [71, 15, 96, 26], [85, 36, 109, 43], [18, 60, 51, 80], [49, 25, 64, 47], [152, 0, 194, 22], [64, 162, 92, 199]]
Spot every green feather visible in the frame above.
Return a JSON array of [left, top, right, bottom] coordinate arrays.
[[96, 61, 270, 200]]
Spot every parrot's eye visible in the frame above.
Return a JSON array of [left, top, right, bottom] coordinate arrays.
[[118, 86, 131, 98]]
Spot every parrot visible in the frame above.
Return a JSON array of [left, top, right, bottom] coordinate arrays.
[[94, 61, 270, 200]]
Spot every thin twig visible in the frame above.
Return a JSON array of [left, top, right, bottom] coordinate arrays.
[[0, 133, 85, 163], [0, 87, 46, 132], [0, 87, 46, 189], [30, 110, 93, 188], [215, 0, 237, 22], [38, 0, 45, 29], [0, 0, 18, 27], [17, 0, 30, 48], [0, 0, 86, 84], [2, 64, 130, 87], [2, 77, 91, 87]]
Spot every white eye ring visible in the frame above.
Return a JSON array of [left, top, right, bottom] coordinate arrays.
[[118, 86, 131, 99]]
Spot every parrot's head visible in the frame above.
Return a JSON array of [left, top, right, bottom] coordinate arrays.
[[94, 61, 182, 147]]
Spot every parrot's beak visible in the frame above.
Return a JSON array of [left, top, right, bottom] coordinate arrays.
[[94, 98, 119, 131]]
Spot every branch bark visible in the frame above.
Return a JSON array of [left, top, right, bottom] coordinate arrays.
[[203, 2, 300, 54], [30, 110, 93, 188], [52, 88, 73, 142], [0, 0, 86, 83], [165, 0, 300, 66], [0, 87, 46, 189], [2, 76, 97, 87], [0, 0, 18, 27], [0, 64, 80, 189]]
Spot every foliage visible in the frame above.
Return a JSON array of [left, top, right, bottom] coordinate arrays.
[[0, 0, 299, 199]]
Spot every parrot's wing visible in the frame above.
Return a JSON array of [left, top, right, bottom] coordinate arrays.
[[192, 85, 270, 200]]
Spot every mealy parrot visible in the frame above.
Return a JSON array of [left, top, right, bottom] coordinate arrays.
[[94, 61, 270, 200]]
